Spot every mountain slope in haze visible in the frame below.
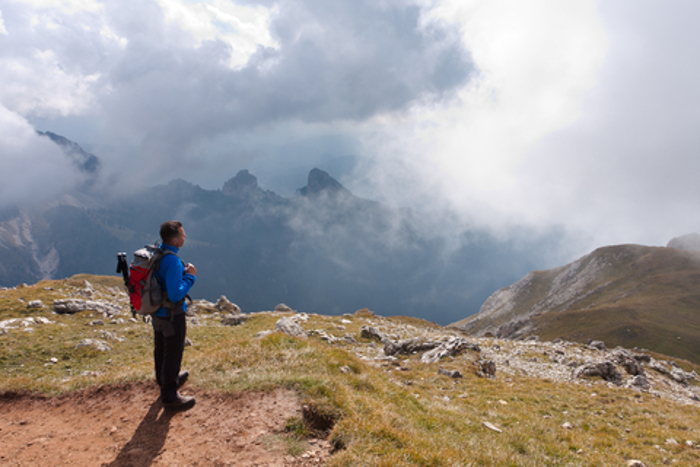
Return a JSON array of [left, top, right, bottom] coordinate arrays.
[[0, 133, 565, 324], [451, 239, 700, 363]]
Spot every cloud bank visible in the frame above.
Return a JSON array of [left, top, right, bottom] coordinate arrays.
[[1, 0, 700, 259]]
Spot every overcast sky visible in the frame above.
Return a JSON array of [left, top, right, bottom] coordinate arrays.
[[1, 0, 699, 258]]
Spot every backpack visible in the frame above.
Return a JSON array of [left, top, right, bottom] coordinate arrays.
[[127, 244, 176, 315]]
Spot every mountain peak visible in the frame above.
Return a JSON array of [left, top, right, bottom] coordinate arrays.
[[222, 170, 260, 197], [667, 233, 700, 252], [298, 168, 350, 197], [36, 130, 100, 175]]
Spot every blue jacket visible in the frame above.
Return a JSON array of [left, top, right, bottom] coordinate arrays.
[[155, 243, 196, 317]]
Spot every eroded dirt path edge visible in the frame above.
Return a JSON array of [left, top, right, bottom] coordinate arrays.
[[0, 381, 332, 466]]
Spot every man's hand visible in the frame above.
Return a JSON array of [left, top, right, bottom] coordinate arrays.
[[185, 263, 197, 276]]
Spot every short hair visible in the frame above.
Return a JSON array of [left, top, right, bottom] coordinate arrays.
[[160, 220, 183, 244]]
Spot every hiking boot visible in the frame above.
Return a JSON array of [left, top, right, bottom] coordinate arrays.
[[162, 394, 195, 412], [176, 371, 189, 389]]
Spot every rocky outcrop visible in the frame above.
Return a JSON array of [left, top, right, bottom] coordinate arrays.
[[572, 361, 623, 385], [385, 338, 440, 357], [53, 299, 121, 316], [421, 337, 480, 364]]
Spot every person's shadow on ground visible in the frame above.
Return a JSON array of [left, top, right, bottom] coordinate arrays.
[[104, 399, 174, 467]]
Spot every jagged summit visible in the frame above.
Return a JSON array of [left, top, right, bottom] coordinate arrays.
[[297, 168, 351, 197], [222, 170, 259, 197]]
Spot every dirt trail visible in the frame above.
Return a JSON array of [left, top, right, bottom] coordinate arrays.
[[0, 382, 331, 466]]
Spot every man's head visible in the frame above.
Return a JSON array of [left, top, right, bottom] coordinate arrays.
[[160, 220, 186, 247]]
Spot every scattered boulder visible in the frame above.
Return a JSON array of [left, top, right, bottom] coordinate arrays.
[[215, 295, 241, 314], [100, 331, 125, 342], [649, 359, 671, 376], [421, 337, 481, 364], [53, 299, 121, 316], [27, 300, 44, 309], [670, 367, 689, 386], [188, 300, 217, 313], [274, 303, 293, 312], [633, 352, 652, 364], [54, 299, 86, 314], [385, 338, 440, 357], [359, 325, 391, 344], [476, 359, 497, 379], [438, 367, 463, 379], [611, 348, 645, 376], [628, 375, 650, 390], [588, 340, 607, 352], [79, 281, 95, 298], [572, 361, 623, 385], [75, 339, 111, 352], [274, 317, 306, 337], [222, 314, 248, 326]]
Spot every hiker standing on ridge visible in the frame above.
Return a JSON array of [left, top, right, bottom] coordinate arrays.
[[154, 220, 197, 411]]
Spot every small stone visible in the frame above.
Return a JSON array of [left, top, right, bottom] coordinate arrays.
[[562, 422, 573, 430], [482, 421, 502, 433], [438, 367, 463, 378], [75, 339, 111, 352], [626, 461, 646, 467], [665, 438, 679, 446], [221, 314, 247, 326]]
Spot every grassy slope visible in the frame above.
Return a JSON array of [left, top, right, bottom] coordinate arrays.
[[535, 247, 700, 363], [3, 276, 700, 466], [456, 245, 700, 364]]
